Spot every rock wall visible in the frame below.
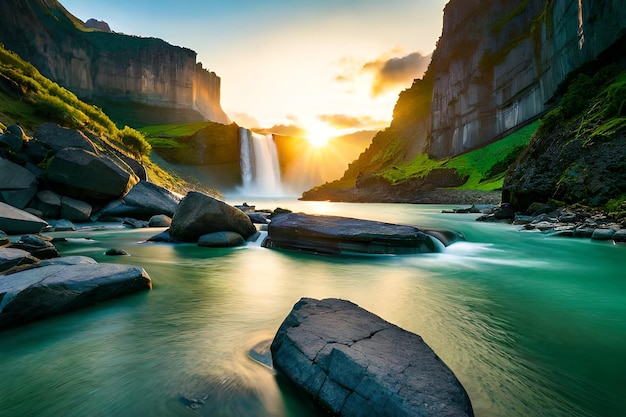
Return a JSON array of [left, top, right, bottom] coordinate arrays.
[[428, 0, 626, 158], [0, 0, 230, 125]]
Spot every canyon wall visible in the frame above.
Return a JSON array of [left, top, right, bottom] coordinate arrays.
[[0, 0, 229, 126], [428, 0, 626, 158]]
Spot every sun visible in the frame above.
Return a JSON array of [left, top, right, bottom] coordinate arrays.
[[305, 122, 336, 148]]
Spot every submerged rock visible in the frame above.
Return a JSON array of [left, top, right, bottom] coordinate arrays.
[[0, 262, 152, 330], [271, 298, 474, 417], [263, 212, 443, 255], [197, 231, 244, 248]]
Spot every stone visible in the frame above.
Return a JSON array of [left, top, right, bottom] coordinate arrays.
[[0, 158, 38, 209], [247, 212, 269, 224], [148, 214, 172, 227], [105, 248, 129, 256], [60, 196, 92, 222], [33, 190, 62, 218], [45, 148, 139, 202], [22, 140, 50, 164], [197, 231, 245, 248], [0, 263, 152, 329], [263, 213, 439, 255], [613, 229, 626, 242], [591, 228, 615, 241], [0, 202, 48, 235], [122, 180, 180, 219], [169, 192, 257, 242], [271, 298, 474, 417], [0, 124, 25, 151], [11, 234, 60, 260], [147, 230, 177, 242], [122, 218, 148, 229], [0, 248, 38, 273], [34, 122, 97, 153], [46, 219, 76, 231]]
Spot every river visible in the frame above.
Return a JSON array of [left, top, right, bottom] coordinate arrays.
[[0, 200, 624, 417]]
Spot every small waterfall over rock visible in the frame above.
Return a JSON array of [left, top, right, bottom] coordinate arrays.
[[238, 127, 283, 196]]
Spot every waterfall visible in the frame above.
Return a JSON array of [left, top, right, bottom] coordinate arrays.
[[238, 127, 283, 196]]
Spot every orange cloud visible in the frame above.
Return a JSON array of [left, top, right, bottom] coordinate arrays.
[[335, 51, 431, 98], [363, 52, 431, 97], [317, 114, 385, 130]]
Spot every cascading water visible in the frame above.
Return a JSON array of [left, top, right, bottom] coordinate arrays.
[[238, 127, 283, 196]]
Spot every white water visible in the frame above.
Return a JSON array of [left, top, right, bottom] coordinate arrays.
[[238, 128, 283, 197]]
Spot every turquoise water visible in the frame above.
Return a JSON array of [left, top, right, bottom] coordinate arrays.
[[1, 201, 625, 416]]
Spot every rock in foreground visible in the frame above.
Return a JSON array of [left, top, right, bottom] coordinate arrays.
[[271, 298, 473, 417], [0, 262, 151, 330], [263, 213, 443, 255]]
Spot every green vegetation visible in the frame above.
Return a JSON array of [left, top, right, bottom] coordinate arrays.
[[538, 64, 626, 142], [0, 43, 185, 192], [118, 125, 151, 157], [380, 121, 539, 191], [140, 122, 212, 138]]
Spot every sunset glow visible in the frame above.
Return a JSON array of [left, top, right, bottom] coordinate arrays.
[[304, 122, 337, 148], [60, 0, 447, 131]]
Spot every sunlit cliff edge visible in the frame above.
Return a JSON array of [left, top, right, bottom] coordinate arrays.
[[304, 0, 626, 210], [0, 0, 230, 127]]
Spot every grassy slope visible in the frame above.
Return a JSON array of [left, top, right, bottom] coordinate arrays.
[[0, 44, 194, 194]]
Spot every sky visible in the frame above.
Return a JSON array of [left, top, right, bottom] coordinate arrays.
[[61, 0, 447, 136]]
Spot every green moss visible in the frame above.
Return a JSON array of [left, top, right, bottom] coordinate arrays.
[[379, 121, 539, 191], [140, 122, 212, 138]]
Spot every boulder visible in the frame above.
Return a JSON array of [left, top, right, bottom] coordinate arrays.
[[60, 196, 92, 222], [197, 231, 245, 247], [0, 158, 38, 209], [105, 248, 129, 256], [146, 230, 177, 242], [0, 248, 38, 273], [271, 298, 474, 417], [0, 263, 152, 329], [148, 214, 172, 227], [34, 122, 97, 153], [0, 124, 26, 152], [46, 219, 76, 232], [122, 181, 180, 218], [263, 213, 438, 255], [169, 192, 257, 242], [33, 190, 62, 218], [10, 234, 60, 260], [45, 148, 139, 202], [613, 229, 626, 243], [0, 202, 48, 235], [591, 228, 615, 241]]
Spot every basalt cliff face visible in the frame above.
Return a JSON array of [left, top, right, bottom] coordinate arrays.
[[429, 0, 626, 158], [0, 0, 229, 126]]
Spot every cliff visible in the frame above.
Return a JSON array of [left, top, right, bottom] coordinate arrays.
[[429, 0, 626, 158], [0, 0, 230, 126], [303, 0, 626, 205]]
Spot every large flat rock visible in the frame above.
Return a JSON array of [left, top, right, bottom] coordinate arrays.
[[271, 298, 474, 417], [263, 213, 440, 255], [0, 202, 48, 235], [0, 262, 152, 329]]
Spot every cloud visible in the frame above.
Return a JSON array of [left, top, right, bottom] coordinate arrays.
[[227, 111, 260, 128], [363, 51, 431, 97], [334, 50, 431, 98], [317, 114, 387, 130], [260, 124, 307, 137]]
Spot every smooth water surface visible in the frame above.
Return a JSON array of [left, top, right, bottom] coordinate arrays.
[[1, 201, 625, 416]]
